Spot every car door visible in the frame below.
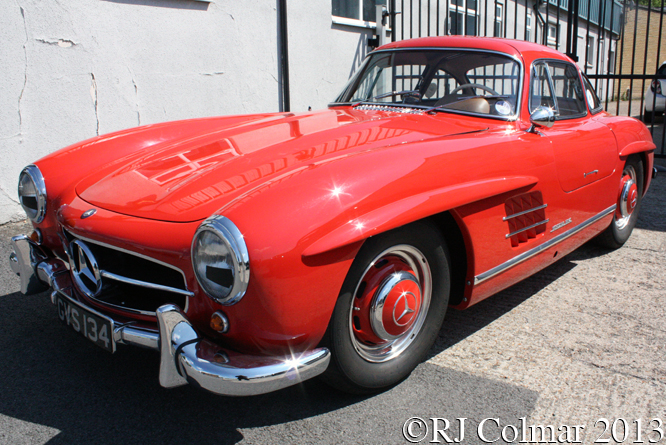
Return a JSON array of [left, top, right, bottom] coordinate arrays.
[[530, 60, 617, 193]]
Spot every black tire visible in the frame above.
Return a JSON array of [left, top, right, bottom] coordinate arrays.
[[595, 156, 644, 249], [319, 220, 450, 394]]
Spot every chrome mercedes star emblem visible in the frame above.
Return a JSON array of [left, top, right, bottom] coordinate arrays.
[[393, 292, 416, 326], [69, 240, 102, 297]]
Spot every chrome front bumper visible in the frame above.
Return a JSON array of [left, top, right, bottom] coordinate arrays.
[[9, 234, 331, 396]]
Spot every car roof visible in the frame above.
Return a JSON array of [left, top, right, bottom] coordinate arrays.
[[378, 36, 571, 64]]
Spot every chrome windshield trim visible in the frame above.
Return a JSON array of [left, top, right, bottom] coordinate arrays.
[[331, 47, 524, 122], [101, 270, 195, 298], [475, 205, 616, 285], [505, 219, 550, 239], [503, 204, 548, 221]]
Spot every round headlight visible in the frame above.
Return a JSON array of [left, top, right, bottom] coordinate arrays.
[[18, 165, 47, 223], [192, 216, 249, 305]]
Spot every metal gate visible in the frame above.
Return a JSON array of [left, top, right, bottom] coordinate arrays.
[[380, 0, 666, 157]]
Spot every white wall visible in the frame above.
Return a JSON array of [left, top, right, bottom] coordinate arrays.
[[288, 0, 371, 111], [1, 0, 371, 224]]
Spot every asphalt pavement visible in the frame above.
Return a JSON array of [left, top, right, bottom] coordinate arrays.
[[1, 170, 664, 445]]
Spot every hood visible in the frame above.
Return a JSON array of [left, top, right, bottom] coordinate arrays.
[[76, 108, 488, 222]]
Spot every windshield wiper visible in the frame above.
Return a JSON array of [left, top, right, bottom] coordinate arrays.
[[353, 90, 421, 107]]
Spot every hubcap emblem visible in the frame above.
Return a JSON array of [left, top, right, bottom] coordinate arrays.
[[393, 292, 417, 326], [69, 240, 102, 297]]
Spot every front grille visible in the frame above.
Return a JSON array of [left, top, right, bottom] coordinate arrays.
[[64, 230, 191, 315]]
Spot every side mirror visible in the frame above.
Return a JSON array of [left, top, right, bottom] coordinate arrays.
[[527, 106, 555, 134]]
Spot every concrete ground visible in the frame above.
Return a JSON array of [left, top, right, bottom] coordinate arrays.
[[0, 173, 664, 444]]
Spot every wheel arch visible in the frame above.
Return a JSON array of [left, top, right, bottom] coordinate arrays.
[[428, 211, 470, 306], [620, 148, 650, 197]]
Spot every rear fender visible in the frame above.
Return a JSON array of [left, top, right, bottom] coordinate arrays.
[[618, 142, 655, 196]]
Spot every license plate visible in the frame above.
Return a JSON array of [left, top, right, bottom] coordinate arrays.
[[55, 292, 115, 353]]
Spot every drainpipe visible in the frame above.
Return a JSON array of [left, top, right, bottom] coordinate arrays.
[[277, 0, 290, 112]]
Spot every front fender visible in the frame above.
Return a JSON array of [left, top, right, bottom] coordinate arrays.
[[302, 175, 538, 257]]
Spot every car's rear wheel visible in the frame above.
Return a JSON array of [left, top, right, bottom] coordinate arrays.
[[643, 108, 653, 123], [595, 157, 644, 249], [320, 220, 450, 394]]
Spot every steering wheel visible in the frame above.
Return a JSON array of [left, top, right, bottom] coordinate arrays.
[[449, 83, 500, 96]]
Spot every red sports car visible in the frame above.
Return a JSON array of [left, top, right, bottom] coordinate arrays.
[[9, 37, 656, 395]]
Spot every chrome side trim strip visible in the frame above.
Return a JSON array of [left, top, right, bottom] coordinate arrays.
[[503, 204, 548, 221], [505, 219, 550, 239], [475, 205, 616, 285], [101, 270, 194, 298]]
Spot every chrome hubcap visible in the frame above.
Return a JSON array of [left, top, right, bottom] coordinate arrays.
[[616, 165, 638, 230], [370, 270, 422, 340], [349, 245, 431, 363]]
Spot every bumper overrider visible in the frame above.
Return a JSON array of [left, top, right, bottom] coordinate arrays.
[[9, 234, 331, 396]]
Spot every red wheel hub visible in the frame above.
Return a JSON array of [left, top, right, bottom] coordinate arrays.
[[351, 255, 423, 345], [379, 276, 421, 337]]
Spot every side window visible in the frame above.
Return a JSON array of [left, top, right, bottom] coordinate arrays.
[[547, 61, 587, 117], [582, 74, 603, 113], [530, 61, 588, 119], [530, 62, 556, 110]]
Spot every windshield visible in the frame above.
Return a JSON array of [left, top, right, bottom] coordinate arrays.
[[333, 49, 522, 119]]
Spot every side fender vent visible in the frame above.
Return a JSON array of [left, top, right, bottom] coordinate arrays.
[[504, 192, 548, 247]]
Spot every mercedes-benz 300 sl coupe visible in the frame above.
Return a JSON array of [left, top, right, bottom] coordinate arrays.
[[9, 37, 656, 395]]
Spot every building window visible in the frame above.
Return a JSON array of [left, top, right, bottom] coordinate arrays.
[[586, 36, 594, 67], [608, 48, 615, 74], [332, 0, 376, 23], [494, 3, 504, 37], [449, 0, 477, 36], [547, 22, 559, 46], [526, 10, 532, 42]]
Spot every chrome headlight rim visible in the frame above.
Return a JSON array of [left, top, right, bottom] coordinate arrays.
[[18, 164, 47, 224], [191, 215, 250, 306]]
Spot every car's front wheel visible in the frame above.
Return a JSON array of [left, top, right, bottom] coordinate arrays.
[[320, 220, 450, 394], [595, 157, 644, 249]]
